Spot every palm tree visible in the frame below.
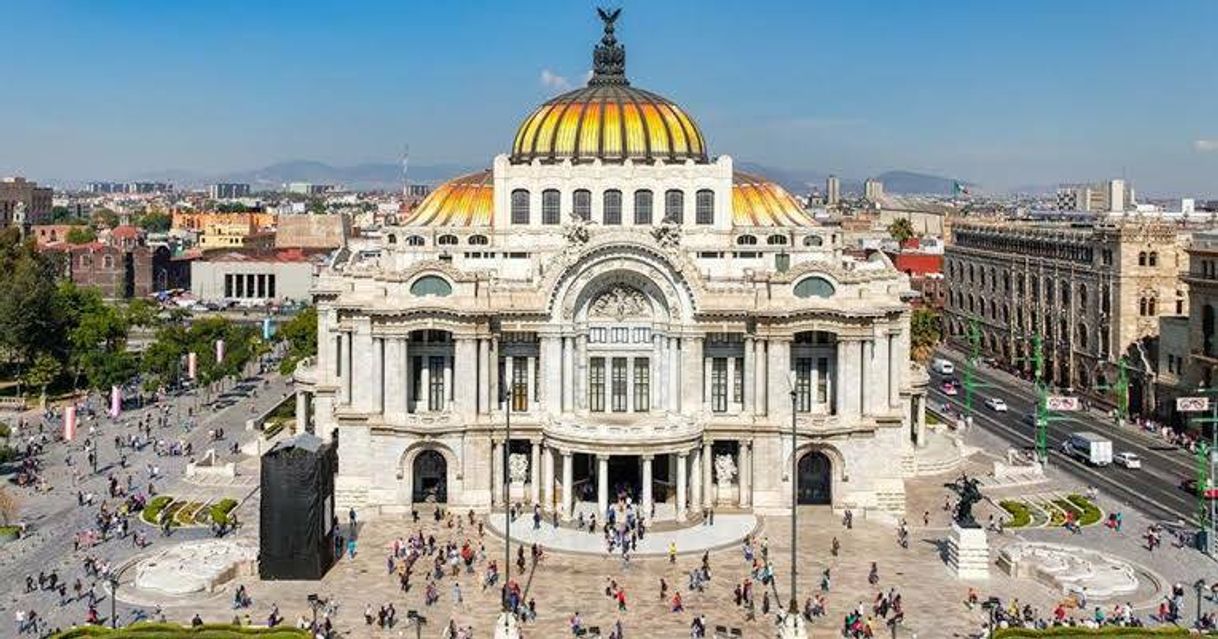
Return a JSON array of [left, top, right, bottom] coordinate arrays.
[[887, 217, 916, 245]]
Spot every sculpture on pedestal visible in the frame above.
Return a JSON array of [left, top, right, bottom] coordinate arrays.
[[508, 453, 529, 484], [944, 473, 983, 528]]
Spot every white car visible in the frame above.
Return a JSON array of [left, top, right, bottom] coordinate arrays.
[[1114, 452, 1142, 469], [984, 397, 1008, 412]]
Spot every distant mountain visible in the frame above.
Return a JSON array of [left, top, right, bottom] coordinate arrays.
[[874, 170, 973, 196], [734, 162, 862, 195], [129, 160, 479, 192]]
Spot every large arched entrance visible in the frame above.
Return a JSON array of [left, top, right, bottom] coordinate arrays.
[[412, 450, 447, 503], [797, 451, 832, 505]]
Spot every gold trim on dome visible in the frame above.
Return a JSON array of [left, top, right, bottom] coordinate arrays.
[[400, 170, 494, 227], [731, 172, 815, 227]]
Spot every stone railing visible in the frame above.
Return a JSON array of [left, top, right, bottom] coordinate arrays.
[[542, 412, 703, 449]]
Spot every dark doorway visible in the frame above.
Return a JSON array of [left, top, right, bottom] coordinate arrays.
[[607, 456, 640, 502], [797, 451, 832, 505], [412, 450, 447, 503]]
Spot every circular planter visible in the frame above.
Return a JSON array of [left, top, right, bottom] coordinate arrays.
[[0, 526, 22, 543]]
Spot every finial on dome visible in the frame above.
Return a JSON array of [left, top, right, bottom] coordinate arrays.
[[589, 7, 628, 86]]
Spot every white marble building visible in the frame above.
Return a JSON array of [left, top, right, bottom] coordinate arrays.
[[293, 14, 929, 521]]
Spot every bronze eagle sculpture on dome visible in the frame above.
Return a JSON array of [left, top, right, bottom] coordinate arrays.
[[597, 7, 622, 29]]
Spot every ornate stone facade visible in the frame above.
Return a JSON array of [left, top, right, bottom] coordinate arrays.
[[292, 12, 928, 521]]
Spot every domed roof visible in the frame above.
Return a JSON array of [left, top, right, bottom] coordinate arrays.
[[510, 9, 708, 165], [400, 170, 493, 227], [731, 172, 815, 227]]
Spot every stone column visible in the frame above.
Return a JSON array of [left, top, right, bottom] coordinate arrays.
[[835, 339, 849, 418], [702, 440, 714, 508], [767, 336, 791, 422], [491, 440, 503, 507], [681, 335, 704, 415], [871, 335, 887, 415], [727, 356, 738, 411], [444, 355, 454, 409], [916, 395, 928, 447], [651, 334, 662, 411], [597, 455, 609, 517], [575, 334, 588, 410], [454, 338, 476, 417], [626, 356, 635, 413], [504, 355, 515, 412], [860, 339, 873, 415], [525, 355, 536, 412], [374, 338, 385, 414], [562, 336, 574, 413], [295, 391, 308, 430], [474, 338, 487, 414], [738, 441, 752, 507], [690, 446, 702, 511], [488, 336, 499, 412], [703, 356, 714, 412], [352, 320, 374, 411], [419, 355, 431, 412], [743, 336, 755, 413], [384, 338, 406, 419], [887, 332, 901, 408], [668, 337, 680, 412], [561, 451, 574, 519], [676, 452, 688, 521], [641, 455, 653, 519], [541, 445, 555, 510], [530, 441, 541, 504], [542, 336, 561, 414], [754, 339, 768, 416]]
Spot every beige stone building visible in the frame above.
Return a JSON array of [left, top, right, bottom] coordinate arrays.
[[1184, 232, 1218, 390], [293, 16, 930, 521], [944, 221, 1187, 413]]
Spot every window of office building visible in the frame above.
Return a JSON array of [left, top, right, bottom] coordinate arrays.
[[611, 357, 628, 412], [589, 357, 605, 412], [633, 358, 650, 412]]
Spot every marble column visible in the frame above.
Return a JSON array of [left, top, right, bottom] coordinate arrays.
[[702, 440, 714, 508], [703, 356, 714, 412], [834, 340, 849, 418], [295, 391, 307, 430], [743, 336, 755, 413], [676, 452, 688, 521], [525, 355, 536, 412], [444, 355, 453, 408], [641, 455, 653, 519], [767, 337, 791, 422], [542, 336, 561, 414], [374, 338, 385, 414], [754, 339, 768, 416], [561, 451, 573, 519], [651, 334, 662, 411], [530, 441, 541, 504], [477, 338, 490, 414], [562, 336, 574, 413], [916, 395, 928, 447], [454, 338, 476, 416], [681, 336, 704, 415], [418, 355, 431, 412], [491, 440, 503, 507], [384, 338, 406, 419], [626, 356, 635, 413], [541, 446, 554, 510], [860, 339, 873, 415], [668, 337, 680, 412], [575, 335, 588, 410], [738, 441, 752, 507], [352, 321, 374, 411], [597, 455, 609, 517], [488, 336, 500, 413], [887, 332, 900, 408], [690, 447, 702, 511], [504, 355, 515, 412]]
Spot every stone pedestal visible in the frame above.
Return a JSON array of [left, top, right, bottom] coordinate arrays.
[[775, 610, 809, 639], [492, 612, 520, 639], [508, 481, 526, 503], [947, 522, 990, 579]]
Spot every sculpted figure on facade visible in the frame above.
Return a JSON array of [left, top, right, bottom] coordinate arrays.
[[507, 453, 529, 484], [714, 453, 737, 484], [589, 286, 648, 320]]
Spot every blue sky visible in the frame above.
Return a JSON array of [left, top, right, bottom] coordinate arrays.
[[2, 1, 1216, 195]]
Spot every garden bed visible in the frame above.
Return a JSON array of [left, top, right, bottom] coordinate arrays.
[[51, 622, 309, 638], [994, 626, 1191, 637], [140, 496, 172, 524], [1000, 500, 1032, 528]]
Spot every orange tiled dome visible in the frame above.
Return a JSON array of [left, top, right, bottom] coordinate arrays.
[[731, 172, 815, 227], [400, 170, 493, 227]]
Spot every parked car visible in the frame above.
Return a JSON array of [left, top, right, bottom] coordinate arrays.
[[984, 397, 1008, 412], [1113, 452, 1142, 469], [940, 381, 958, 396]]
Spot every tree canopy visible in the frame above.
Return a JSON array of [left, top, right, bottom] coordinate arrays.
[[910, 307, 942, 364], [887, 217, 915, 245], [65, 226, 97, 244], [276, 307, 317, 375]]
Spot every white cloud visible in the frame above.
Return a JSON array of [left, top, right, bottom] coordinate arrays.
[[539, 69, 570, 91], [1194, 139, 1218, 152]]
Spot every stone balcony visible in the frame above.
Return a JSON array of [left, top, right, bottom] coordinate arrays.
[[292, 357, 319, 386], [541, 411, 704, 454]]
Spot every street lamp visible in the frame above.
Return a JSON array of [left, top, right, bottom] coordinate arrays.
[[1194, 579, 1207, 625], [108, 575, 119, 629], [788, 379, 798, 617], [406, 609, 427, 639]]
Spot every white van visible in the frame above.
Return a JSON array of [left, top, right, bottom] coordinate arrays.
[[931, 358, 955, 375], [1062, 432, 1114, 467]]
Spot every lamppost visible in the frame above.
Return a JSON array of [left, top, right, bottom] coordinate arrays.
[[789, 384, 798, 616], [108, 575, 119, 628], [1194, 579, 1208, 625], [502, 380, 513, 612], [406, 609, 427, 639]]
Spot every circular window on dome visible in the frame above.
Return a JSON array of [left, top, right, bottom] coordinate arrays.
[[410, 275, 452, 297], [794, 276, 835, 299]]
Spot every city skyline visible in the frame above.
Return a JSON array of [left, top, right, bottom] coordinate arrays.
[[2, 1, 1217, 196]]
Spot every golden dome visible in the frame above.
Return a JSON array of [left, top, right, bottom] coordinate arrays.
[[400, 170, 493, 227], [731, 172, 815, 227], [510, 8, 707, 164]]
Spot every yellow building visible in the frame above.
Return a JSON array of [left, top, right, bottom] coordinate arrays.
[[198, 220, 275, 250]]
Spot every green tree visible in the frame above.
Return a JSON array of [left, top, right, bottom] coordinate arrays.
[[124, 298, 162, 328], [277, 307, 317, 375], [67, 289, 135, 391], [65, 226, 97, 244], [0, 237, 65, 375], [91, 208, 120, 229], [887, 217, 916, 245], [136, 210, 171, 233], [910, 307, 942, 364], [24, 352, 62, 407]]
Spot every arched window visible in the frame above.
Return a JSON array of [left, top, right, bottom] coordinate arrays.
[[1148, 296, 1157, 315], [968, 265, 975, 284], [1077, 323, 1088, 349], [695, 189, 714, 225], [406, 235, 425, 247], [1139, 297, 1148, 316], [410, 275, 452, 297], [468, 234, 489, 246], [102, 254, 114, 269], [664, 189, 684, 224], [794, 276, 835, 298], [1204, 304, 1216, 356], [573, 189, 592, 221], [387, 234, 397, 244], [603, 189, 622, 225], [1148, 251, 1158, 267], [541, 189, 560, 225], [767, 234, 788, 246], [979, 268, 986, 288], [1078, 284, 1087, 309], [803, 235, 823, 247], [80, 254, 92, 268], [1176, 290, 1185, 315], [1137, 251, 1147, 266], [736, 235, 757, 245], [437, 234, 458, 246], [633, 190, 653, 225], [510, 189, 530, 224]]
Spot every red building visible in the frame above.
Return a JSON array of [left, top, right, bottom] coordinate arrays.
[[885, 239, 945, 309]]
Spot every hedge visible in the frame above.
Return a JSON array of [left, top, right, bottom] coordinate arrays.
[[209, 499, 238, 524], [1000, 500, 1032, 528], [140, 496, 173, 524], [51, 622, 309, 638], [994, 626, 1192, 638], [1067, 494, 1104, 526]]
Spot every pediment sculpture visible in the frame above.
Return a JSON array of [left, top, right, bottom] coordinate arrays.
[[590, 286, 648, 320]]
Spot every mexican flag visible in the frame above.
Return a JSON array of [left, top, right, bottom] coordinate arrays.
[[953, 181, 970, 196]]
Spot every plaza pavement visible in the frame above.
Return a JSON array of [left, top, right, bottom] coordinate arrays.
[[487, 512, 757, 556]]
